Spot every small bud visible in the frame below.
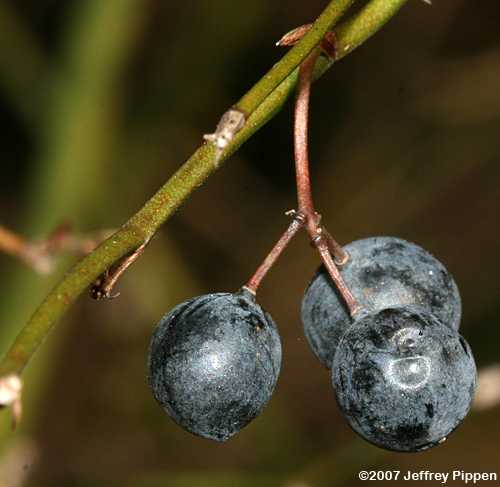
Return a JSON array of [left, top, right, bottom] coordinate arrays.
[[276, 24, 313, 47], [276, 24, 336, 60], [0, 374, 23, 429], [204, 109, 246, 166]]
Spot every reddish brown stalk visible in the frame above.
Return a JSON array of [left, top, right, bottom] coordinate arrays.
[[314, 236, 360, 315], [294, 50, 318, 215], [241, 41, 355, 307], [244, 212, 305, 294], [242, 50, 321, 296], [293, 50, 359, 316]]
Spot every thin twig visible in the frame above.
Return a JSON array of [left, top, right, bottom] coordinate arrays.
[[0, 224, 114, 274], [0, 225, 51, 274]]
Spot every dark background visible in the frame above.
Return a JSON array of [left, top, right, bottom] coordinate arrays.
[[1, 0, 499, 485]]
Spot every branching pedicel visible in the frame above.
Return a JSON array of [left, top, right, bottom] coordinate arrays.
[[148, 22, 476, 449], [244, 47, 359, 316], [2, 1, 452, 440]]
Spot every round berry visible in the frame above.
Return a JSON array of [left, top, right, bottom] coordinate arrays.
[[148, 289, 282, 441], [302, 237, 461, 368], [332, 306, 476, 452]]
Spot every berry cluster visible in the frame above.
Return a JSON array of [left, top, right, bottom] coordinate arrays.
[[147, 49, 477, 451], [147, 237, 476, 450], [302, 237, 476, 451]]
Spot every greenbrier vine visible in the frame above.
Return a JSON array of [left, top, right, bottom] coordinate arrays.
[[0, 0, 410, 422]]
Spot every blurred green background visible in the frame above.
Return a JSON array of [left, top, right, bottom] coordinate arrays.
[[1, 0, 500, 485]]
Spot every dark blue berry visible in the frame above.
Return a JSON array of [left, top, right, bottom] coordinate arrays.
[[332, 306, 476, 452], [147, 289, 282, 441], [302, 237, 461, 368]]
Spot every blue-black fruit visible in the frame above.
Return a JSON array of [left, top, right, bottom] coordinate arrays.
[[148, 289, 282, 441], [302, 237, 461, 368], [332, 306, 476, 452]]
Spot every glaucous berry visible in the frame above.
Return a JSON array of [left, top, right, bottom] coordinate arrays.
[[332, 306, 476, 452], [302, 237, 461, 368], [148, 289, 281, 441]]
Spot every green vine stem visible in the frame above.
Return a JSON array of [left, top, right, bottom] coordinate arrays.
[[0, 0, 409, 379], [235, 0, 354, 115]]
